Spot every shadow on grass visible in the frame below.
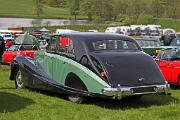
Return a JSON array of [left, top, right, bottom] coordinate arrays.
[[85, 94, 179, 110], [33, 89, 179, 110], [0, 92, 35, 113]]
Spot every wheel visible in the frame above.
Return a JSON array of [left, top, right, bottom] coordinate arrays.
[[65, 73, 87, 103], [68, 95, 85, 104], [14, 69, 24, 89]]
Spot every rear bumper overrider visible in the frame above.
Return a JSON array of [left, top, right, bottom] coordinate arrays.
[[102, 82, 170, 99]]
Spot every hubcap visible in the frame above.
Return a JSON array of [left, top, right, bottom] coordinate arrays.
[[16, 70, 23, 88]]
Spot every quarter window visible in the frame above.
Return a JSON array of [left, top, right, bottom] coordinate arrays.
[[58, 36, 74, 54]]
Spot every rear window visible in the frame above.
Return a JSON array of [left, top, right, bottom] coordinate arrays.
[[89, 39, 139, 51]]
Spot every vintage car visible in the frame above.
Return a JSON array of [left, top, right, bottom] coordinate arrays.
[[2, 44, 38, 64], [38, 40, 48, 50], [136, 38, 167, 56], [170, 37, 180, 47], [10, 33, 170, 103], [156, 47, 180, 86]]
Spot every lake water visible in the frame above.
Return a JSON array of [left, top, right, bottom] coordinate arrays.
[[0, 18, 90, 28]]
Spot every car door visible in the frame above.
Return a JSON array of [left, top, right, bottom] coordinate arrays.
[[158, 49, 177, 83], [52, 36, 75, 84], [169, 61, 180, 84], [38, 37, 58, 79], [3, 45, 18, 63], [158, 60, 172, 82]]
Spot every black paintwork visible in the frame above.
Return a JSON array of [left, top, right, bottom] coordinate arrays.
[[10, 56, 106, 97]]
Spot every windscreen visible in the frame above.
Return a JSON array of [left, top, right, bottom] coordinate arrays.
[[156, 49, 180, 60], [170, 39, 180, 46], [8, 45, 38, 51], [137, 40, 160, 47]]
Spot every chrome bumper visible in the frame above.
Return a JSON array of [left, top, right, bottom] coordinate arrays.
[[102, 83, 170, 99]]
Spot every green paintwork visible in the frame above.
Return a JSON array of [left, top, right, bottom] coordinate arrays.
[[34, 50, 110, 94]]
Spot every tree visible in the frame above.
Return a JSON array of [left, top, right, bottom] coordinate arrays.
[[123, 16, 137, 25], [151, 0, 164, 18], [111, 0, 128, 21], [126, 0, 147, 16], [31, 19, 43, 27], [80, 0, 94, 21], [92, 0, 113, 22], [137, 13, 153, 24], [69, 0, 80, 21], [43, 0, 65, 7], [33, 0, 43, 17], [165, 0, 180, 18]]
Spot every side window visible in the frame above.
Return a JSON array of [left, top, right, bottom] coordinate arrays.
[[58, 36, 74, 54], [47, 36, 57, 52]]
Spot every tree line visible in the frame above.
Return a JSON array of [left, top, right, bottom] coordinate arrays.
[[34, 0, 180, 24]]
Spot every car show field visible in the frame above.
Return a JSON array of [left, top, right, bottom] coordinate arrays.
[[0, 65, 180, 120], [0, 0, 179, 119]]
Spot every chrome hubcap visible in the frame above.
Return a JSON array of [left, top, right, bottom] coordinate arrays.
[[16, 70, 23, 87]]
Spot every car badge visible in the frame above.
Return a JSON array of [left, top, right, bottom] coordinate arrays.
[[138, 77, 145, 82]]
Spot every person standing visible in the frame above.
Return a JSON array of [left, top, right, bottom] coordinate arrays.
[[0, 36, 5, 61]]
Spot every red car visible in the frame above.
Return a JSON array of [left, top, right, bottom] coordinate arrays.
[[156, 48, 180, 86], [2, 44, 38, 64]]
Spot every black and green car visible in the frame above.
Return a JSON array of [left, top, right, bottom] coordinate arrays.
[[10, 33, 170, 103]]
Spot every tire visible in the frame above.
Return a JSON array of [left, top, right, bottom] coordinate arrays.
[[67, 87, 86, 104], [65, 73, 87, 104], [14, 68, 24, 89], [68, 95, 85, 104]]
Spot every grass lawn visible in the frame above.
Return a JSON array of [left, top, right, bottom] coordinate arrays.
[[0, 65, 180, 120], [154, 19, 180, 32], [0, 0, 87, 19]]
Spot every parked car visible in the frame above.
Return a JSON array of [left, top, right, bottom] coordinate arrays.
[[170, 37, 180, 47], [10, 33, 170, 103], [2, 44, 38, 64], [38, 40, 48, 50], [0, 36, 5, 60], [136, 38, 168, 56], [155, 47, 180, 86]]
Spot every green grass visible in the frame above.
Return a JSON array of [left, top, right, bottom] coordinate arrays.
[[1, 65, 180, 120], [0, 0, 179, 32], [0, 0, 87, 19], [24, 25, 108, 33], [154, 19, 180, 31]]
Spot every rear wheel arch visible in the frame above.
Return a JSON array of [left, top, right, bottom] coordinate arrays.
[[65, 72, 88, 91]]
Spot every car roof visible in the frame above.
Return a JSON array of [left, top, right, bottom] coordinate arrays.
[[55, 32, 135, 42]]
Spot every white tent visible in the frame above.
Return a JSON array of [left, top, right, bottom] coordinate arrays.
[[39, 28, 50, 32]]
